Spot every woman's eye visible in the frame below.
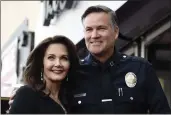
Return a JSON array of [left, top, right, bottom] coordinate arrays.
[[62, 57, 69, 61], [48, 56, 54, 60]]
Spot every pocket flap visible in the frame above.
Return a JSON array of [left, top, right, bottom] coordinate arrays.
[[71, 93, 99, 105]]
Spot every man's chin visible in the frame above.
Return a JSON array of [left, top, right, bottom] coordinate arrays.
[[90, 50, 103, 56]]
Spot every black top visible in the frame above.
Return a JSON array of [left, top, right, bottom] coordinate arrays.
[[9, 85, 65, 114]]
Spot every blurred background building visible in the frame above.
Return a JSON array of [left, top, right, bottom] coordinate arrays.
[[1, 0, 171, 113]]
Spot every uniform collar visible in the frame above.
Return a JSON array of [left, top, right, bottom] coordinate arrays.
[[85, 47, 122, 67]]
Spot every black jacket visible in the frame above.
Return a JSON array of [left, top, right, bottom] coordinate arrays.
[[67, 49, 171, 114], [9, 85, 66, 114]]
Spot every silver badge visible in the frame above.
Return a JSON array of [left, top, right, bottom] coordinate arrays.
[[125, 72, 137, 88]]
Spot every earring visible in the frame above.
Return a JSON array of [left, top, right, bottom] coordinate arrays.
[[66, 75, 68, 82], [41, 71, 43, 81]]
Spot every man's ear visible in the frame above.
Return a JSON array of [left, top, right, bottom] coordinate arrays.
[[114, 26, 119, 40]]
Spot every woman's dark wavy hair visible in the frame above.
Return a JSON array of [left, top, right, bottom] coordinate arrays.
[[23, 35, 79, 93]]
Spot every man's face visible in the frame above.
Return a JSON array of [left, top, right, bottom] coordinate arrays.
[[83, 12, 119, 56]]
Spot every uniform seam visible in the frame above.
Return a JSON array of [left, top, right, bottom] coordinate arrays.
[[123, 56, 148, 65]]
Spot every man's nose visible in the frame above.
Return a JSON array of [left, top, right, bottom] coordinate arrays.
[[91, 30, 100, 38]]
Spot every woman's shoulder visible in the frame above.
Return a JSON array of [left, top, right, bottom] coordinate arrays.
[[9, 85, 39, 113], [17, 85, 34, 92], [16, 85, 37, 97]]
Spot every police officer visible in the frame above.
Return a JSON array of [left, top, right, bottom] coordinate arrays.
[[67, 5, 171, 114]]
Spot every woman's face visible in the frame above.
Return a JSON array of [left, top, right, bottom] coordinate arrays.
[[43, 43, 70, 82]]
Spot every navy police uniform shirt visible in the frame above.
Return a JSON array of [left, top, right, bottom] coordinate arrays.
[[67, 49, 171, 114]]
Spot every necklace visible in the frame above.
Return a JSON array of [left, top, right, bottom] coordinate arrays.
[[58, 102, 67, 114], [54, 97, 67, 114], [48, 91, 67, 114]]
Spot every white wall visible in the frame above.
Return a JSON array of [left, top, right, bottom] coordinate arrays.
[[35, 1, 127, 46], [1, 1, 41, 49], [1, 1, 127, 48], [1, 1, 41, 97]]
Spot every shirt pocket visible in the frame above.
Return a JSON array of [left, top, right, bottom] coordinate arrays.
[[115, 87, 145, 104], [114, 87, 146, 113]]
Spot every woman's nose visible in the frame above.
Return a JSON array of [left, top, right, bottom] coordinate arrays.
[[54, 59, 61, 66]]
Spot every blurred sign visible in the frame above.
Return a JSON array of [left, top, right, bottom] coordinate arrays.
[[43, 0, 79, 26]]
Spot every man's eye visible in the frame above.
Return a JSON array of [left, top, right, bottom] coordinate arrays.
[[86, 28, 92, 32], [99, 27, 106, 30]]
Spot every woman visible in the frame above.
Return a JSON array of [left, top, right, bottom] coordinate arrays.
[[9, 35, 79, 114]]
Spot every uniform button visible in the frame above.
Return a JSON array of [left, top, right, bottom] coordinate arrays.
[[80, 59, 84, 62], [123, 55, 127, 58], [78, 100, 81, 104], [130, 97, 134, 100], [110, 61, 114, 66]]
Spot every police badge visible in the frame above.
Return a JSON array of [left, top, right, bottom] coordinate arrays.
[[125, 72, 137, 88]]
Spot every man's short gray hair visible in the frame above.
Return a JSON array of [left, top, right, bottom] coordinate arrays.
[[81, 5, 118, 28]]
